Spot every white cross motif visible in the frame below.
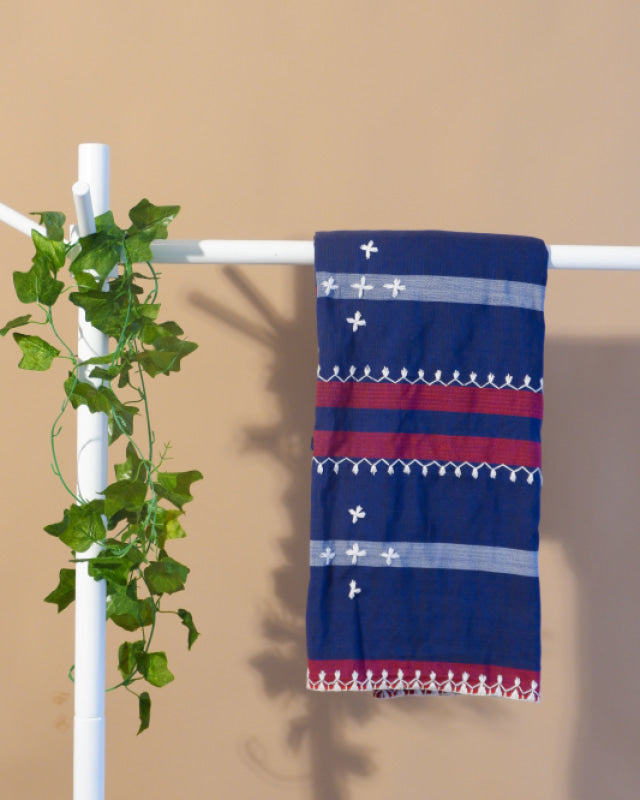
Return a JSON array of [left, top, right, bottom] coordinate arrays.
[[346, 542, 367, 564], [348, 580, 362, 599], [320, 276, 338, 296], [380, 547, 400, 566], [350, 276, 373, 298], [320, 547, 336, 564], [383, 278, 406, 298], [348, 504, 366, 524], [346, 310, 366, 332], [360, 240, 378, 260]]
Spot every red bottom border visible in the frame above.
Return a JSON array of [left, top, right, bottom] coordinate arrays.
[[307, 659, 540, 702]]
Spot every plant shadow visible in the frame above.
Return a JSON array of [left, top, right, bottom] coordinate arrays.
[[188, 271, 640, 799], [188, 266, 376, 800], [541, 339, 640, 799]]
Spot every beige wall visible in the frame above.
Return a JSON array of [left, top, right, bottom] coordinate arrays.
[[2, 2, 640, 798]]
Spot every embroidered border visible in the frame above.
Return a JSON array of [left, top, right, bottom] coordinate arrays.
[[317, 366, 543, 392], [307, 665, 540, 702], [312, 456, 542, 484]]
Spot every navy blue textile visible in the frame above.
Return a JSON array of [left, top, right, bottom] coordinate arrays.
[[306, 231, 547, 700]]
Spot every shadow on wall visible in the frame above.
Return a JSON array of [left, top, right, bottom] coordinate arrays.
[[542, 340, 640, 800], [189, 266, 376, 799], [190, 269, 640, 799]]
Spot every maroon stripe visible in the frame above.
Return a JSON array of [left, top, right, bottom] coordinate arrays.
[[316, 381, 543, 419], [313, 429, 541, 467]]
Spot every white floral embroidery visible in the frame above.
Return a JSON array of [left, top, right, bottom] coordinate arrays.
[[360, 240, 378, 259], [320, 547, 336, 564], [320, 276, 338, 295], [346, 310, 366, 332], [350, 276, 373, 298], [380, 547, 400, 566], [346, 543, 367, 564], [348, 579, 362, 599], [348, 505, 366, 524], [383, 278, 406, 298]]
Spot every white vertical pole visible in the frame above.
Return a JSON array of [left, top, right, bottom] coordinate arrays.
[[73, 143, 110, 800]]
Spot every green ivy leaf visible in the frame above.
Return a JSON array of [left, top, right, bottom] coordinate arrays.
[[69, 287, 133, 338], [88, 554, 132, 587], [108, 403, 136, 445], [177, 608, 199, 650], [137, 692, 151, 735], [31, 228, 66, 275], [103, 479, 147, 519], [44, 568, 75, 612], [0, 314, 32, 336], [69, 230, 122, 286], [154, 470, 203, 510], [99, 539, 145, 567], [141, 320, 184, 341], [114, 442, 148, 483], [136, 650, 174, 687], [144, 554, 189, 595], [118, 639, 145, 680], [132, 332, 198, 377], [13, 260, 64, 306], [78, 354, 122, 383], [32, 211, 66, 242], [63, 375, 138, 444], [125, 200, 180, 263], [107, 592, 155, 631], [128, 199, 180, 236], [88, 363, 123, 382], [94, 210, 121, 236], [153, 507, 187, 549], [136, 303, 160, 322], [64, 375, 110, 413], [13, 332, 60, 370], [44, 501, 106, 552]]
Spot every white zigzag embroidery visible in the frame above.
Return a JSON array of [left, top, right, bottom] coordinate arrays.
[[317, 366, 543, 392], [313, 457, 541, 484], [306, 668, 540, 701]]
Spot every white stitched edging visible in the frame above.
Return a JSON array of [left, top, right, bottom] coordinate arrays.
[[317, 366, 543, 392], [312, 457, 542, 484], [306, 668, 540, 701]]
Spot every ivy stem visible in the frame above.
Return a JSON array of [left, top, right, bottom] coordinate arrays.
[[39, 302, 76, 362]]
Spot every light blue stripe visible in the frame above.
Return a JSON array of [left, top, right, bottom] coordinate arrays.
[[310, 539, 538, 577], [316, 271, 545, 312]]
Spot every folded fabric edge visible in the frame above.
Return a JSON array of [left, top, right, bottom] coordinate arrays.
[[307, 660, 540, 702]]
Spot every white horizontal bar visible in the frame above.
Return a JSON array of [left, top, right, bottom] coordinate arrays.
[[151, 240, 640, 270], [548, 245, 640, 270], [150, 239, 316, 265], [4, 199, 640, 269], [0, 201, 45, 238]]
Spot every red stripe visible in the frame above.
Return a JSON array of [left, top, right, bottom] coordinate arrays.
[[313, 429, 541, 467], [316, 381, 543, 419]]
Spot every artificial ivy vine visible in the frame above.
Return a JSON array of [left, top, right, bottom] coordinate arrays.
[[1, 201, 201, 733]]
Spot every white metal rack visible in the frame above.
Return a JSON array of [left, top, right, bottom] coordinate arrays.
[[2, 142, 640, 800]]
